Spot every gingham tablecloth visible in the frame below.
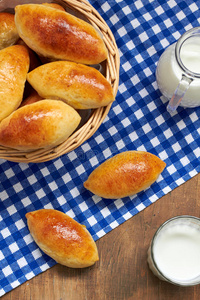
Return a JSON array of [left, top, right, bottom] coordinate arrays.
[[1, 0, 200, 296]]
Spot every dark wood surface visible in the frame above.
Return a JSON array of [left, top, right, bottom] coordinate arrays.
[[2, 172, 200, 300]]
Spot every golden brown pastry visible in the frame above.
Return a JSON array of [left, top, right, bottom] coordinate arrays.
[[16, 39, 42, 99], [27, 61, 115, 109], [20, 91, 43, 107], [84, 151, 166, 199], [42, 2, 66, 11], [0, 100, 81, 150], [0, 12, 19, 50], [17, 39, 41, 72], [14, 4, 108, 64], [26, 209, 99, 268], [0, 45, 30, 122]]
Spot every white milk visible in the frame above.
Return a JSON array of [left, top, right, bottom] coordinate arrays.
[[147, 217, 200, 286], [156, 39, 200, 107], [153, 225, 200, 281], [180, 40, 200, 73]]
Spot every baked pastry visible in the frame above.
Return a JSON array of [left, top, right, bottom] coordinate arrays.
[[26, 209, 99, 268], [84, 151, 166, 199], [17, 39, 41, 72], [16, 39, 42, 99], [14, 4, 108, 64], [20, 91, 43, 107], [42, 2, 66, 11], [27, 61, 115, 109], [0, 100, 81, 150], [0, 45, 29, 122], [0, 12, 19, 50]]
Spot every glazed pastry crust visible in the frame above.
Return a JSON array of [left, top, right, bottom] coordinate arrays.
[[14, 4, 108, 64], [19, 91, 43, 107], [0, 100, 81, 150], [27, 61, 115, 109], [42, 2, 66, 11], [17, 39, 41, 72], [0, 45, 30, 122], [26, 209, 99, 268], [84, 151, 166, 199], [0, 12, 19, 50]]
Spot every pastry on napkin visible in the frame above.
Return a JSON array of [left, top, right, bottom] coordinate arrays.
[[26, 209, 99, 268], [84, 151, 166, 199]]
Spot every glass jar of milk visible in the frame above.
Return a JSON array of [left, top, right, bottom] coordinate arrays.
[[156, 27, 200, 113], [147, 216, 200, 286]]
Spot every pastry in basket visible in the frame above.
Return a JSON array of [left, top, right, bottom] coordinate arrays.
[[0, 45, 29, 122], [16, 39, 42, 98], [17, 39, 41, 72], [27, 61, 115, 109], [0, 100, 81, 150], [20, 90, 43, 107], [0, 12, 19, 50], [26, 209, 99, 268], [84, 151, 166, 199], [42, 2, 66, 11], [14, 4, 108, 65]]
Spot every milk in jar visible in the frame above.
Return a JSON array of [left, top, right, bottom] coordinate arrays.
[[147, 216, 200, 286], [156, 27, 200, 110]]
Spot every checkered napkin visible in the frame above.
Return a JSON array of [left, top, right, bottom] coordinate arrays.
[[1, 0, 200, 296]]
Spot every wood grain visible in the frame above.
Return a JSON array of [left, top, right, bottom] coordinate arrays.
[[2, 173, 200, 300]]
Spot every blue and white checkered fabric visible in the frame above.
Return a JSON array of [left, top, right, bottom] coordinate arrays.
[[1, 0, 200, 296]]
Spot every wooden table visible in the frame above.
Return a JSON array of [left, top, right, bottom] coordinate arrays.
[[2, 172, 200, 300]]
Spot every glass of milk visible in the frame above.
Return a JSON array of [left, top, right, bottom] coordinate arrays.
[[156, 27, 200, 113], [147, 216, 200, 286]]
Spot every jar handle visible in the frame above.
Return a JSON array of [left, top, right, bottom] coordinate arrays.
[[167, 74, 193, 113]]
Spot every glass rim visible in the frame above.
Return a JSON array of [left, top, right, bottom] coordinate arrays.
[[175, 26, 200, 79], [151, 215, 200, 286]]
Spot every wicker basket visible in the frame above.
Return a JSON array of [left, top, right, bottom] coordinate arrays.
[[0, 0, 120, 163]]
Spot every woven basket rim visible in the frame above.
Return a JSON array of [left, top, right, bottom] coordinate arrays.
[[0, 0, 120, 163]]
